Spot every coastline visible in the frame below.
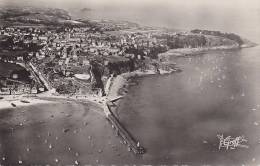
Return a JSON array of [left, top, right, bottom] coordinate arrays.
[[105, 42, 257, 120], [0, 43, 254, 111], [102, 69, 178, 154], [1, 41, 256, 112], [100, 43, 259, 158], [0, 91, 105, 111], [107, 69, 176, 101], [158, 45, 240, 60]]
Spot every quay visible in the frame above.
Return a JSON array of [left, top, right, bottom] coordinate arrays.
[[103, 101, 145, 154]]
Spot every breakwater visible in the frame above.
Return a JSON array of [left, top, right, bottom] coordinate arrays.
[[103, 102, 145, 154]]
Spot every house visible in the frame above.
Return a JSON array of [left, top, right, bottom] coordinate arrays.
[[23, 85, 31, 94], [82, 60, 90, 66], [31, 87, 38, 94], [58, 60, 64, 66], [38, 87, 45, 92], [6, 81, 15, 90], [0, 87, 10, 95], [16, 57, 23, 62], [39, 36, 48, 41]]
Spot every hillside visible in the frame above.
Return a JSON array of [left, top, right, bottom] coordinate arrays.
[[0, 6, 141, 30], [0, 7, 255, 48], [191, 29, 257, 47], [0, 6, 72, 25]]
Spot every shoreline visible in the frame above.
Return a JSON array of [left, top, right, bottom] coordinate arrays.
[[0, 43, 254, 111], [1, 43, 255, 111], [100, 43, 259, 156], [105, 68, 181, 117], [100, 66, 182, 154], [158, 45, 242, 60], [109, 44, 258, 110], [102, 69, 178, 154], [107, 69, 177, 100], [158, 39, 258, 60], [102, 44, 258, 153], [0, 92, 105, 111]]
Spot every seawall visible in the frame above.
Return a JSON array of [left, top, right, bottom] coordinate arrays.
[[103, 102, 145, 154]]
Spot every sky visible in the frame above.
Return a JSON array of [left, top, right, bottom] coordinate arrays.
[[1, 0, 260, 42]]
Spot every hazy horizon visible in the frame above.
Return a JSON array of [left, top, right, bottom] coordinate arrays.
[[1, 0, 260, 43]]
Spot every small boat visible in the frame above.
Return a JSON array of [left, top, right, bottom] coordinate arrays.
[[21, 100, 30, 103], [11, 103, 16, 107]]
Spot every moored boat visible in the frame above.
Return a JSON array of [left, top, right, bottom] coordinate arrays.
[[20, 100, 30, 103], [11, 103, 16, 107]]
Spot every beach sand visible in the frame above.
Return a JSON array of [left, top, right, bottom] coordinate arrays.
[[0, 97, 55, 110]]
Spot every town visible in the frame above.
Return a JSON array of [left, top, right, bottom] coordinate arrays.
[[1, 19, 246, 97], [0, 2, 259, 165], [0, 23, 179, 96]]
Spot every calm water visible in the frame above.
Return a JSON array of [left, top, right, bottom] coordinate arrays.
[[117, 46, 260, 164]]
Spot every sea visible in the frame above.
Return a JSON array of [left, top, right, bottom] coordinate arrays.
[[117, 45, 260, 164]]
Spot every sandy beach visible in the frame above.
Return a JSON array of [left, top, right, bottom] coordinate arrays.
[[0, 96, 55, 110]]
